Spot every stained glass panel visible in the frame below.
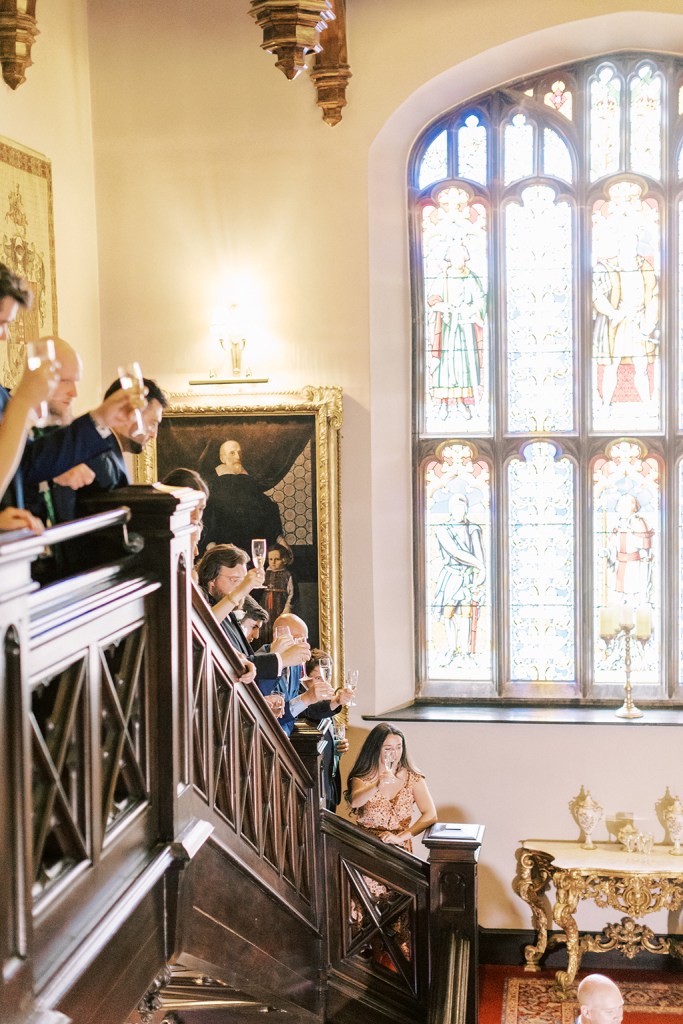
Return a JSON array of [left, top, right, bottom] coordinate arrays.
[[544, 80, 573, 120], [506, 186, 574, 432], [457, 115, 487, 184], [680, 199, 683, 428], [591, 181, 661, 432], [425, 444, 491, 683], [590, 67, 621, 181], [593, 441, 660, 687], [629, 65, 661, 180], [418, 130, 448, 191], [679, 464, 683, 686], [423, 186, 489, 434], [504, 114, 534, 185], [543, 128, 572, 182], [413, 53, 682, 704], [508, 443, 575, 683]]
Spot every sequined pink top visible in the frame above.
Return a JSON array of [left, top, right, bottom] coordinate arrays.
[[352, 770, 423, 853]]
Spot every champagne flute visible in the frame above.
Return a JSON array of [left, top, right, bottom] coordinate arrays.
[[251, 538, 267, 570], [345, 668, 359, 707], [383, 750, 395, 775], [26, 338, 57, 427], [117, 361, 146, 437], [319, 656, 333, 686]]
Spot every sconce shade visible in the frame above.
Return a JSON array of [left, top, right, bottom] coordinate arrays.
[[0, 0, 38, 90], [250, 0, 334, 81]]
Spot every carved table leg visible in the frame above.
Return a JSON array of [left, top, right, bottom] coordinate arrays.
[[552, 871, 582, 999], [516, 850, 553, 971]]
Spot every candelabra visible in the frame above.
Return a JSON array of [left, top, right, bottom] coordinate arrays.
[[599, 606, 650, 719]]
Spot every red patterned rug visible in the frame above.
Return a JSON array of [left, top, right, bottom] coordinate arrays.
[[502, 977, 683, 1024]]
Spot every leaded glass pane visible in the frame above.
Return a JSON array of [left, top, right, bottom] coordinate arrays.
[[419, 130, 448, 190], [629, 64, 662, 180], [504, 114, 533, 185], [508, 443, 575, 683], [679, 463, 683, 685], [593, 441, 661, 687], [505, 186, 574, 432], [544, 80, 573, 120], [457, 115, 487, 184], [680, 198, 683, 428], [423, 186, 489, 434], [591, 181, 661, 433], [425, 444, 491, 682], [543, 128, 572, 182], [590, 67, 621, 181]]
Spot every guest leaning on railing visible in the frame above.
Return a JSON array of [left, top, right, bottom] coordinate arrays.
[[345, 723, 437, 850]]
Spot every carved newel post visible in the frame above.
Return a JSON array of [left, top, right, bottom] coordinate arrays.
[[422, 823, 485, 1024]]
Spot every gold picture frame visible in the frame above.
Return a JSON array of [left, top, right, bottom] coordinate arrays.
[[134, 385, 344, 672]]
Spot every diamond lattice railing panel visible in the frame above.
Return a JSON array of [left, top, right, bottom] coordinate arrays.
[[237, 703, 258, 849], [30, 657, 89, 900], [260, 738, 277, 869], [293, 781, 311, 903], [342, 859, 418, 994], [212, 663, 234, 825], [99, 626, 148, 834], [191, 633, 209, 798], [279, 767, 295, 886]]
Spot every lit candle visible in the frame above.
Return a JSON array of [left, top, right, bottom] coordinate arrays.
[[619, 605, 634, 629], [635, 605, 652, 640], [599, 606, 619, 638]]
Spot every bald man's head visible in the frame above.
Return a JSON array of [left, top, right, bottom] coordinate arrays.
[[48, 337, 82, 420], [273, 613, 308, 641], [578, 975, 624, 1024]]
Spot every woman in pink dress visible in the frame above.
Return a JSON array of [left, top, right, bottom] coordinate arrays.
[[346, 723, 437, 850]]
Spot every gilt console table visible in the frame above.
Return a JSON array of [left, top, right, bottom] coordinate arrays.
[[515, 839, 683, 997]]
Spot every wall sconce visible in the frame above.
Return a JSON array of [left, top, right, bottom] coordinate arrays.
[[189, 304, 269, 386]]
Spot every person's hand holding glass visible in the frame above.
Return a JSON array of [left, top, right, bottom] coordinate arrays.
[[117, 361, 147, 437], [25, 338, 60, 427]]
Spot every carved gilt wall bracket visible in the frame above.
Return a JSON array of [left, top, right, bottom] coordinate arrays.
[[250, 0, 351, 125], [0, 0, 38, 90]]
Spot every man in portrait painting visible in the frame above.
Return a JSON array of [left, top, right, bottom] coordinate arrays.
[[433, 492, 486, 665], [200, 437, 285, 554]]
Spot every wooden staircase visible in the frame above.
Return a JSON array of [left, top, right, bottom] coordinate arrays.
[[0, 486, 483, 1024]]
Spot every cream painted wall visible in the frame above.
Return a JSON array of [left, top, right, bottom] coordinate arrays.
[[0, 1, 102, 407], [85, 0, 683, 933]]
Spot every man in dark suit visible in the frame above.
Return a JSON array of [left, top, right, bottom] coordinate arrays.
[[47, 376, 168, 523], [196, 544, 309, 690], [0, 263, 138, 529]]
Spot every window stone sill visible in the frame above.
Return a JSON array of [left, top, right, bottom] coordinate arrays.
[[363, 702, 683, 725]]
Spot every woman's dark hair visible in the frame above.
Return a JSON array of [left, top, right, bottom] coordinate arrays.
[[162, 467, 209, 498], [344, 722, 419, 805]]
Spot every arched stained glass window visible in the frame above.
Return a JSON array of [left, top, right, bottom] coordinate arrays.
[[411, 52, 683, 704]]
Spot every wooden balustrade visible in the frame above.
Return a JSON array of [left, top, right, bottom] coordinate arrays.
[[0, 486, 483, 1024]]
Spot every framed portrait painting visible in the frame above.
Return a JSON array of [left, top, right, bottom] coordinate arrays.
[[135, 386, 343, 669]]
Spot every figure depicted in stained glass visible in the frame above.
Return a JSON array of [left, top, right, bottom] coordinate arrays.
[[606, 493, 654, 606], [433, 493, 486, 662], [427, 244, 486, 420], [593, 230, 659, 412]]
